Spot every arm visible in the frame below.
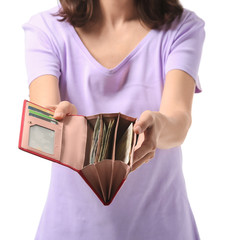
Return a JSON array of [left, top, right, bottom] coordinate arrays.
[[157, 69, 195, 148], [133, 69, 196, 168], [29, 75, 77, 119], [29, 75, 61, 106]]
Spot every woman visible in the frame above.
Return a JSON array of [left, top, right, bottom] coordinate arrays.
[[23, 0, 205, 239]]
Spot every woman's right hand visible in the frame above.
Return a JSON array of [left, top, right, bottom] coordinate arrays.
[[46, 101, 78, 120], [29, 75, 77, 120]]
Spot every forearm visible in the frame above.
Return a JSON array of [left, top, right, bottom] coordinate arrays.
[[29, 75, 61, 106], [153, 110, 192, 149]]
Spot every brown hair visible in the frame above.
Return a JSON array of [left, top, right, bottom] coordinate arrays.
[[56, 0, 183, 29]]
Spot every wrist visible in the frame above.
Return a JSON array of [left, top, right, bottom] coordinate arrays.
[[151, 111, 168, 134], [155, 110, 192, 149]]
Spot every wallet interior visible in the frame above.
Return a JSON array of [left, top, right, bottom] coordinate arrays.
[[61, 113, 137, 203]]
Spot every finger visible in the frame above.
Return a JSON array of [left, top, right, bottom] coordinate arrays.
[[53, 101, 77, 120], [134, 132, 144, 150], [45, 105, 58, 111], [134, 110, 154, 134], [134, 141, 151, 162], [132, 151, 155, 171], [133, 141, 156, 162], [133, 128, 156, 161]]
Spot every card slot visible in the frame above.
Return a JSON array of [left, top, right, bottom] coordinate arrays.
[[21, 106, 63, 161], [29, 112, 58, 125], [28, 102, 55, 116], [27, 116, 62, 132], [28, 105, 53, 117]]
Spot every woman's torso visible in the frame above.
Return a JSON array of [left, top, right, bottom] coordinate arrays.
[[23, 6, 201, 240]]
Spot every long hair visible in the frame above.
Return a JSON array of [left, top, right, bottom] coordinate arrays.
[[56, 0, 183, 29]]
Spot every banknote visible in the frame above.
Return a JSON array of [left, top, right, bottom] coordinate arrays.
[[89, 117, 133, 164], [89, 116, 101, 164], [98, 119, 115, 162], [115, 123, 133, 164]]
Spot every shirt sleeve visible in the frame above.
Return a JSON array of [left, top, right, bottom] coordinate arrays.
[[22, 14, 61, 86], [165, 10, 205, 93]]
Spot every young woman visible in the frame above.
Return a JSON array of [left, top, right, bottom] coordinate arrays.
[[23, 0, 205, 239]]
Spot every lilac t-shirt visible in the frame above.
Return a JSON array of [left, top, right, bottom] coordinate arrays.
[[23, 6, 205, 240]]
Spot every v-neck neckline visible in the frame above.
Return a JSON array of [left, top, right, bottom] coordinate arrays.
[[67, 23, 153, 74]]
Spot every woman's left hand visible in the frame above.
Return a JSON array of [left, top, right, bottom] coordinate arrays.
[[132, 110, 165, 170]]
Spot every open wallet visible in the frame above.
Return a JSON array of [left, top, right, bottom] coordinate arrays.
[[18, 100, 140, 205]]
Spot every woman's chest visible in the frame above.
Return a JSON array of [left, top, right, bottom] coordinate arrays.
[[60, 45, 164, 116], [74, 25, 151, 69]]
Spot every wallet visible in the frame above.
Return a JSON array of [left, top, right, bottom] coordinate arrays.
[[18, 100, 139, 205]]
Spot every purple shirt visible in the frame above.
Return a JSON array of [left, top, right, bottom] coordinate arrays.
[[23, 6, 205, 240]]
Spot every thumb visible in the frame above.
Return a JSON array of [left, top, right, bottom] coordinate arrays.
[[134, 110, 153, 134], [53, 101, 77, 120]]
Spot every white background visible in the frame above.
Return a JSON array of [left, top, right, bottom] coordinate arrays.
[[0, 0, 225, 239]]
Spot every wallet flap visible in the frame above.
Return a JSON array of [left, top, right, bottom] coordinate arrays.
[[109, 161, 130, 202], [60, 115, 87, 170], [95, 159, 113, 203], [81, 164, 104, 201]]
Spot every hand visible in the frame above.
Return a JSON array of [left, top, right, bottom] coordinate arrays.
[[132, 110, 164, 170], [46, 101, 78, 120]]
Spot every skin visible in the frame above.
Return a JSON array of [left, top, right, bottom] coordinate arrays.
[[29, 0, 196, 170]]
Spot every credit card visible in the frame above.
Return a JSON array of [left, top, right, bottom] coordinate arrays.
[[28, 106, 53, 117], [28, 103, 54, 116], [28, 104, 58, 124]]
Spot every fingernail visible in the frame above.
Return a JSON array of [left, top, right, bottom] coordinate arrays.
[[54, 112, 63, 119], [134, 126, 142, 134]]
